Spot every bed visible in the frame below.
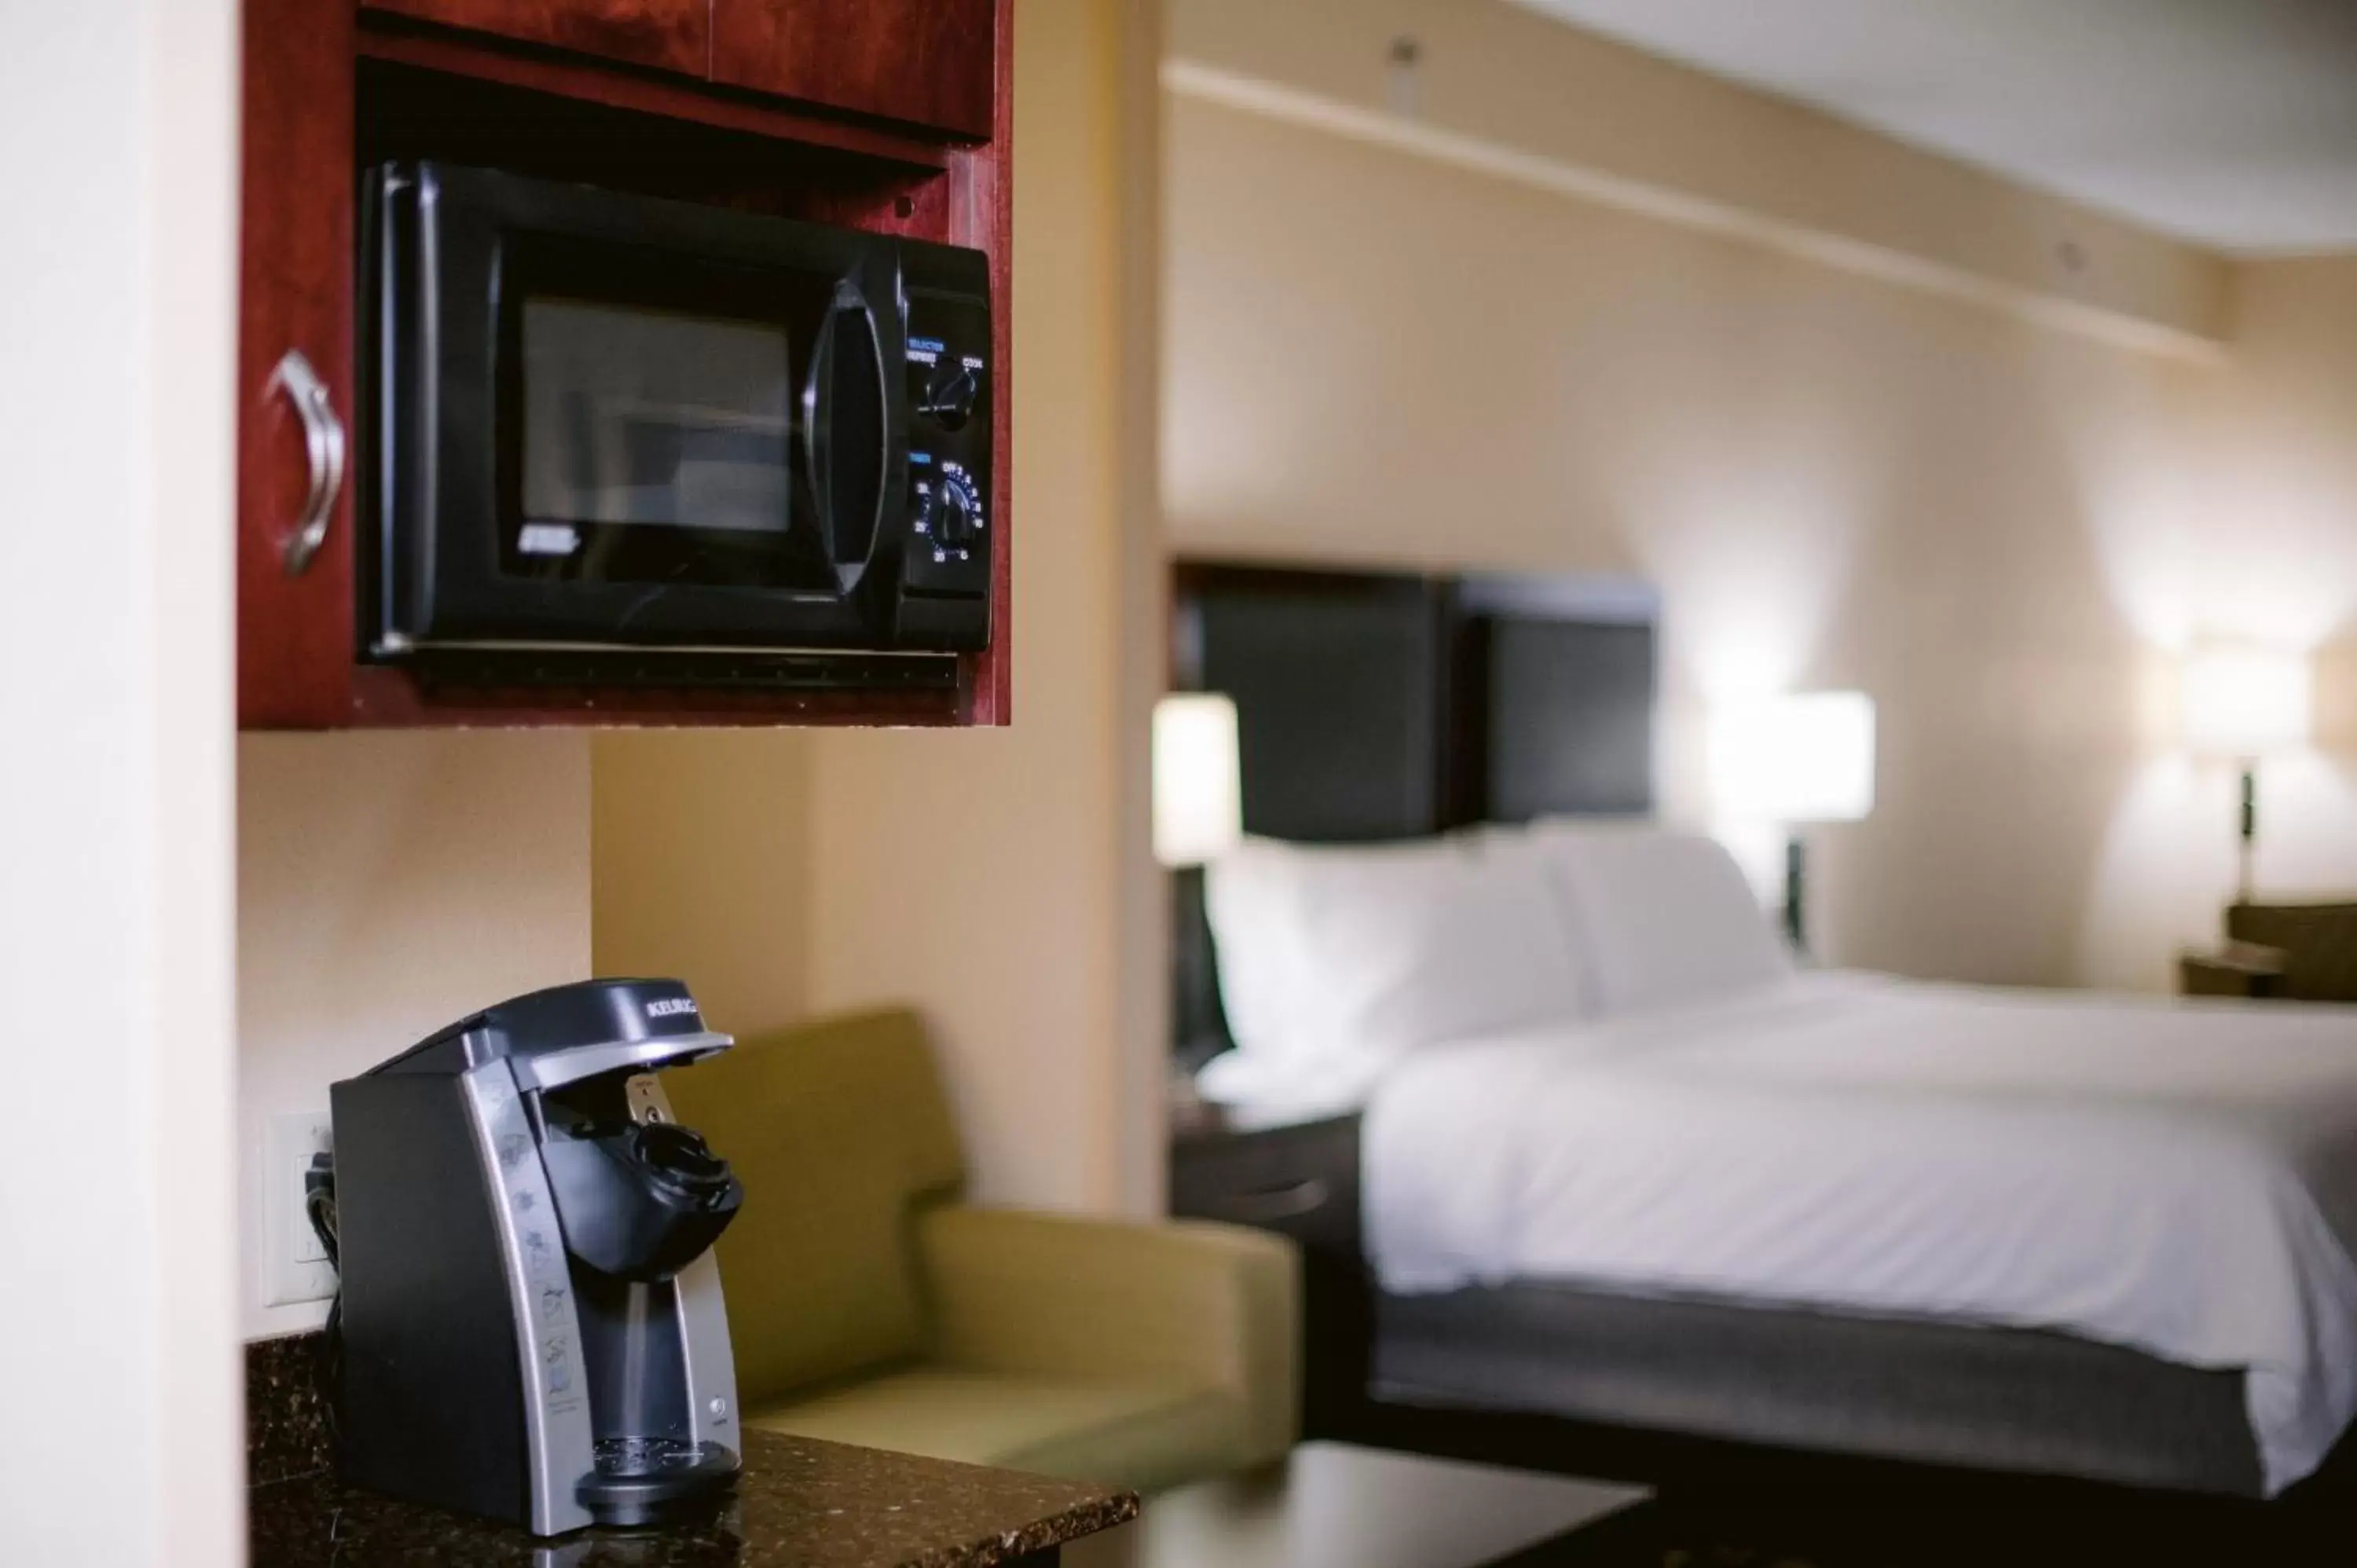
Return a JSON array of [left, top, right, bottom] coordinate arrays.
[[1366, 970, 2357, 1496], [1169, 560, 2357, 1500]]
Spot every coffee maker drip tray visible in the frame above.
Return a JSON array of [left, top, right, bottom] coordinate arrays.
[[578, 1438, 741, 1527]]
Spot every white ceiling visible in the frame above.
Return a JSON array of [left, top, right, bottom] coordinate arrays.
[[1512, 0, 2357, 254]]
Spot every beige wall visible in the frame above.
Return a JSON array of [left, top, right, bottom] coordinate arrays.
[[239, 733, 592, 1339], [1168, 0, 2228, 347], [592, 0, 1165, 1216], [2057, 260, 2357, 985], [592, 730, 812, 1036], [1162, 14, 2357, 992], [2216, 258, 2357, 678]]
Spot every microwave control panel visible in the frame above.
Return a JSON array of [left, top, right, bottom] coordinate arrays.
[[900, 288, 992, 606]]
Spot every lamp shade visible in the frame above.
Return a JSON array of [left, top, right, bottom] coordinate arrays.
[[2180, 641, 2311, 759], [1153, 693, 1243, 867], [1709, 691, 1877, 825]]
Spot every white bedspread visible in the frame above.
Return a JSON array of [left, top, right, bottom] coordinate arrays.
[[1363, 973, 2357, 1493]]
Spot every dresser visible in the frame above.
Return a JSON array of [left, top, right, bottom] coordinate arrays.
[[1169, 1104, 1371, 1437]]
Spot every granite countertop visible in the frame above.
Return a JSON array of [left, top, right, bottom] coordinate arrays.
[[248, 1426, 1138, 1567]]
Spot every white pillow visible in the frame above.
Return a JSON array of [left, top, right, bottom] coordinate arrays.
[[1530, 826, 1791, 1016], [1203, 834, 1587, 1074], [1198, 837, 1313, 1063]]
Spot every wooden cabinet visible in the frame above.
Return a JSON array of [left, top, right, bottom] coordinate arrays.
[[357, 0, 999, 136], [239, 0, 360, 728], [361, 0, 709, 76], [239, 0, 1011, 729], [712, 0, 996, 137]]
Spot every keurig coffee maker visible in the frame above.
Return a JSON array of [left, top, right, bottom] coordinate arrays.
[[330, 979, 746, 1536]]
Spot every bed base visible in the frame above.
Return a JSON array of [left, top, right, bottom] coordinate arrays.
[[1293, 1277, 2357, 1515], [1365, 1282, 2263, 1497]]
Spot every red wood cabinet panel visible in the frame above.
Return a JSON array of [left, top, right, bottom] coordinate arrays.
[[362, 0, 710, 77], [239, 0, 358, 727], [712, 0, 995, 138]]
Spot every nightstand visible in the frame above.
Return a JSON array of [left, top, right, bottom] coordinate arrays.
[[2179, 941, 2288, 999], [1170, 1101, 1370, 1438]]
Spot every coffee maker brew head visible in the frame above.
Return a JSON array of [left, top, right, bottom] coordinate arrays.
[[331, 978, 749, 1537], [456, 980, 745, 1281]]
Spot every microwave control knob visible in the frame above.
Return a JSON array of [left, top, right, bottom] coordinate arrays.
[[920, 361, 981, 432], [922, 466, 982, 553], [934, 482, 978, 548]]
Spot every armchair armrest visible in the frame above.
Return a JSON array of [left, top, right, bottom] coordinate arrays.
[[916, 1205, 1299, 1466]]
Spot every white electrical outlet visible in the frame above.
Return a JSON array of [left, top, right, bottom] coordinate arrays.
[[265, 1110, 338, 1308]]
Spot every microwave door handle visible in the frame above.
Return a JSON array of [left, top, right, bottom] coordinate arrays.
[[853, 302, 891, 575], [267, 347, 346, 577], [803, 306, 835, 562], [808, 283, 893, 581]]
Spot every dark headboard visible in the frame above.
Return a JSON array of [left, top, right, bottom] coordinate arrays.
[[1169, 561, 1658, 1058], [1455, 573, 1657, 824], [1178, 566, 1447, 841]]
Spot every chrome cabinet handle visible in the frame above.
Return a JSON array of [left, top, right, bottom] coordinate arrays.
[[1227, 1178, 1331, 1222], [267, 348, 345, 576]]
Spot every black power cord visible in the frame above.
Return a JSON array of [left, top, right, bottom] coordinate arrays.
[[302, 1153, 342, 1449], [302, 1152, 339, 1268]]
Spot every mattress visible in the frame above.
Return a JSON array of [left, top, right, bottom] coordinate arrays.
[[1362, 973, 2357, 1493]]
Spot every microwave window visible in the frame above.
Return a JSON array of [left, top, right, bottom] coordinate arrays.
[[514, 297, 811, 584]]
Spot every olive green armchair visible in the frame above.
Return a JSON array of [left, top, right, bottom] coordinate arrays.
[[662, 1007, 1299, 1495]]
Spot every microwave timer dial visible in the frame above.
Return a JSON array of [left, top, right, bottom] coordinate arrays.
[[914, 463, 984, 556]]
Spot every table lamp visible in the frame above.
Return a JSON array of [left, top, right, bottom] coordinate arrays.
[[1154, 693, 1243, 868], [1155, 694, 1244, 1069], [2180, 641, 2311, 903], [1709, 691, 1878, 951]]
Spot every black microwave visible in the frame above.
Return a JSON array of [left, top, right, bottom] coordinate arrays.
[[361, 161, 992, 689]]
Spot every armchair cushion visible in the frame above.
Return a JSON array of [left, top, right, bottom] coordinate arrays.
[[746, 1369, 1248, 1497], [746, 1207, 1300, 1493], [917, 1206, 1300, 1471]]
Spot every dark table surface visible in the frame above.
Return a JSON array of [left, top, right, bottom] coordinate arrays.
[[247, 1427, 1138, 1568], [1131, 1441, 1643, 1568]]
